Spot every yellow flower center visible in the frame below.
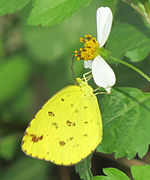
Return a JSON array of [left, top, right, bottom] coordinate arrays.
[[74, 35, 100, 61]]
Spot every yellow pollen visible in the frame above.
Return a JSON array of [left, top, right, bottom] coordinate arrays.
[[75, 35, 99, 61]]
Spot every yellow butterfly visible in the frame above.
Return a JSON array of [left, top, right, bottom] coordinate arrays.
[[21, 77, 102, 166]]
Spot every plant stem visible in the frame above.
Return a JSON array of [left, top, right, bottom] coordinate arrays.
[[122, 0, 150, 24], [110, 56, 150, 82]]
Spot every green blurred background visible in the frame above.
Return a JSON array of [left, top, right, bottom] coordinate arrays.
[[0, 0, 150, 179]]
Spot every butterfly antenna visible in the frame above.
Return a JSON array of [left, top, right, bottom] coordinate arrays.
[[69, 53, 77, 82]]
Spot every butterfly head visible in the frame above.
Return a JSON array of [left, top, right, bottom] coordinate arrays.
[[75, 78, 87, 86]]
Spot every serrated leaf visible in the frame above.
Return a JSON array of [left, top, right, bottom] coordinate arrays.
[[97, 87, 150, 159], [93, 166, 150, 180], [75, 155, 92, 180], [93, 168, 129, 180], [27, 0, 91, 26], [0, 55, 31, 106], [0, 0, 31, 15], [131, 165, 150, 180]]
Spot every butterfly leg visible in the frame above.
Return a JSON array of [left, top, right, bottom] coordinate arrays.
[[82, 71, 92, 83], [94, 87, 108, 95], [94, 91, 109, 95], [94, 87, 101, 92]]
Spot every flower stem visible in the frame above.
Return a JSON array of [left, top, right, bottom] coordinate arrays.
[[110, 56, 150, 82]]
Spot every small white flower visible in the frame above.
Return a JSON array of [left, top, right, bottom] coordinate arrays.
[[75, 7, 116, 93]]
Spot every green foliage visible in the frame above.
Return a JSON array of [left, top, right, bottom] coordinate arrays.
[[93, 165, 150, 180], [125, 42, 150, 62], [107, 22, 150, 62], [27, 0, 91, 26], [0, 0, 31, 15], [0, 158, 50, 180], [93, 168, 129, 180], [23, 1, 97, 64], [0, 0, 150, 179], [75, 155, 92, 180], [0, 134, 18, 160], [0, 0, 91, 27], [97, 87, 150, 159], [131, 165, 150, 180], [0, 55, 31, 106], [106, 1, 150, 62]]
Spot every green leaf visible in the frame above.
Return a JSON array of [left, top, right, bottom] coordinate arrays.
[[93, 168, 129, 180], [93, 166, 150, 180], [107, 23, 150, 62], [75, 154, 93, 180], [27, 0, 91, 26], [125, 41, 150, 62], [0, 134, 18, 160], [0, 55, 31, 106], [0, 0, 31, 15], [131, 165, 150, 180], [106, 1, 150, 62], [23, 0, 96, 63], [97, 87, 150, 159]]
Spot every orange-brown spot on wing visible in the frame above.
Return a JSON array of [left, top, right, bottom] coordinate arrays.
[[66, 120, 76, 126], [30, 134, 43, 143], [48, 111, 55, 116], [71, 104, 74, 107], [69, 137, 73, 141], [61, 98, 64, 101], [59, 141, 66, 146], [75, 109, 79, 113], [52, 122, 58, 129], [74, 144, 79, 148], [84, 106, 87, 109], [84, 121, 88, 124]]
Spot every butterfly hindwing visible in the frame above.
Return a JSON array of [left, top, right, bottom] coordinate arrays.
[[22, 83, 102, 165]]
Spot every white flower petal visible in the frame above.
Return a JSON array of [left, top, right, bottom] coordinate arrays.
[[84, 60, 93, 69], [92, 55, 116, 93], [96, 7, 113, 47]]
